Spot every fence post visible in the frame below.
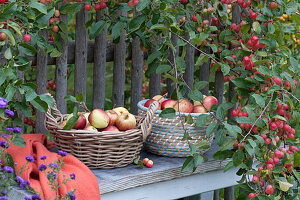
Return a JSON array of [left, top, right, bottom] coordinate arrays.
[[183, 33, 195, 93], [112, 8, 127, 108], [74, 4, 88, 107], [213, 190, 219, 200], [130, 10, 144, 115], [35, 28, 48, 134], [55, 2, 68, 114], [224, 187, 235, 200], [93, 8, 107, 110], [166, 34, 178, 98]]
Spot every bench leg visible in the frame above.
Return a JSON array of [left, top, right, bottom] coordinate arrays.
[[182, 191, 214, 200]]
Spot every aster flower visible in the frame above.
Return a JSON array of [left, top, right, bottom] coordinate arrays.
[[0, 141, 9, 149], [31, 194, 41, 200], [38, 164, 47, 171], [47, 171, 57, 181], [49, 163, 58, 169], [1, 134, 8, 138], [0, 196, 8, 200], [20, 180, 30, 190], [13, 127, 21, 134], [5, 128, 13, 132], [58, 150, 67, 157], [0, 97, 8, 108], [66, 191, 76, 200], [16, 176, 24, 183], [3, 166, 14, 173], [70, 173, 75, 180], [25, 155, 34, 163], [4, 109, 14, 117], [24, 197, 31, 200], [40, 155, 47, 160]]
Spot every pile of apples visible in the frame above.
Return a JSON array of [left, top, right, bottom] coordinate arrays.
[[61, 107, 137, 132], [144, 95, 218, 113]]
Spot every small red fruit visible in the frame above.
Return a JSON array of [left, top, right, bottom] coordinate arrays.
[[269, 2, 278, 10], [249, 193, 256, 199], [250, 12, 257, 20], [269, 122, 277, 131], [265, 138, 271, 145], [265, 185, 274, 195], [252, 175, 259, 183], [146, 160, 153, 168], [142, 158, 149, 165], [84, 4, 92, 11], [23, 34, 31, 42], [191, 15, 197, 22]]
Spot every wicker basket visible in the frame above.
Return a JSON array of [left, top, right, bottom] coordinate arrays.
[[137, 99, 215, 157], [45, 98, 159, 169]]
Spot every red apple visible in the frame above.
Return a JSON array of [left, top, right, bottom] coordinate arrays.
[[265, 185, 274, 194], [152, 95, 165, 104], [202, 96, 218, 111], [88, 109, 109, 129], [23, 34, 31, 42], [174, 99, 193, 113], [116, 113, 136, 131], [67, 113, 86, 129], [161, 99, 176, 110], [83, 112, 90, 126], [144, 99, 155, 107], [106, 110, 119, 126], [193, 105, 207, 113], [83, 125, 98, 132], [112, 107, 129, 116], [102, 125, 119, 132]]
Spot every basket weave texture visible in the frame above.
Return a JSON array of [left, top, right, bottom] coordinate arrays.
[[138, 99, 215, 157], [45, 97, 159, 169]]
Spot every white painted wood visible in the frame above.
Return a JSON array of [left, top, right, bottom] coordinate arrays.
[[101, 168, 240, 200], [200, 191, 214, 200]]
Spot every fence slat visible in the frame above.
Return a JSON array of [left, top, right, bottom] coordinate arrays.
[[55, 2, 68, 114], [130, 10, 144, 115], [35, 28, 48, 134], [112, 9, 127, 108], [74, 5, 88, 106], [214, 71, 224, 104], [149, 73, 161, 98], [92, 9, 107, 110], [15, 70, 24, 132], [166, 34, 178, 98], [183, 33, 195, 93], [224, 187, 234, 200], [213, 190, 219, 200]]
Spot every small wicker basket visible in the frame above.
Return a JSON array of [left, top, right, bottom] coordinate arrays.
[[45, 98, 159, 169], [137, 99, 215, 158]]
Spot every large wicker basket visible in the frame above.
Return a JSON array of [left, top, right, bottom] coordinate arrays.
[[137, 99, 215, 157], [45, 98, 159, 169]]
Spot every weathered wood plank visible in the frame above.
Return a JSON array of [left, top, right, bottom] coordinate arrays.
[[166, 34, 178, 98], [92, 9, 107, 110], [224, 186, 234, 200], [214, 71, 224, 104], [149, 73, 161, 98], [35, 28, 48, 134], [112, 9, 127, 108], [183, 33, 195, 93], [130, 11, 144, 115], [15, 68, 24, 132], [214, 190, 219, 200], [55, 2, 68, 114], [74, 5, 88, 106]]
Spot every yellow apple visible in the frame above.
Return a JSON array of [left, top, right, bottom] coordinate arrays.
[[113, 107, 129, 116]]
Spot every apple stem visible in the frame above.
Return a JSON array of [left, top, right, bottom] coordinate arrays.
[[81, 102, 90, 112]]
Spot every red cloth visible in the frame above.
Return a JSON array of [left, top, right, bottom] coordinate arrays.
[[4, 134, 101, 200]]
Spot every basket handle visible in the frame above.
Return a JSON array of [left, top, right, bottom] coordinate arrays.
[[137, 101, 159, 141], [44, 93, 65, 130]]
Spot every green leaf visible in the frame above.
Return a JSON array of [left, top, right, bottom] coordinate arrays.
[[39, 94, 54, 108], [12, 135, 26, 147], [197, 140, 211, 149], [156, 65, 171, 74], [147, 51, 162, 64], [64, 95, 78, 103], [224, 122, 242, 138], [29, 2, 47, 14], [4, 153, 14, 168], [224, 160, 234, 172], [252, 94, 265, 108], [215, 128, 226, 146], [268, 23, 275, 34], [5, 85, 16, 102], [159, 108, 176, 119], [150, 24, 168, 31], [195, 114, 211, 127], [256, 51, 267, 57], [205, 121, 218, 137], [214, 150, 234, 160], [221, 64, 230, 75], [195, 54, 209, 67], [231, 78, 256, 89], [36, 8, 55, 24], [236, 117, 252, 124], [244, 144, 255, 156], [136, 0, 150, 11], [241, 24, 250, 34], [4, 47, 12, 59], [50, 48, 62, 58], [233, 150, 244, 166], [90, 20, 106, 39], [194, 81, 208, 90], [188, 90, 203, 102], [58, 21, 68, 33], [253, 135, 264, 145], [220, 137, 235, 151], [59, 2, 82, 14], [289, 56, 299, 72], [30, 97, 48, 113], [63, 115, 79, 130], [181, 156, 194, 172], [19, 43, 37, 57], [189, 143, 197, 155], [76, 93, 84, 102], [247, 139, 256, 148], [129, 14, 146, 32], [25, 89, 37, 102]]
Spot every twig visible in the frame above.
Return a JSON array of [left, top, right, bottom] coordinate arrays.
[[239, 92, 274, 144], [281, 88, 300, 103]]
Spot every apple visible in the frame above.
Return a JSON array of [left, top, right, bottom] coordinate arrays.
[[113, 107, 129, 116], [0, 32, 6, 41], [161, 99, 177, 110], [83, 125, 98, 132], [174, 99, 193, 113], [59, 120, 67, 128], [152, 95, 165, 104], [202, 96, 218, 111], [116, 113, 136, 131], [83, 112, 90, 126], [193, 105, 207, 113], [193, 95, 207, 106], [88, 109, 109, 129], [23, 34, 31, 42], [102, 125, 119, 132], [67, 113, 86, 129], [144, 99, 155, 107], [106, 110, 119, 126]]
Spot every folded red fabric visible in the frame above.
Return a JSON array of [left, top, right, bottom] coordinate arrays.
[[4, 134, 101, 200]]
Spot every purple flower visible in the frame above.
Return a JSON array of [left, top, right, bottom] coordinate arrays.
[[0, 97, 8, 108], [0, 190, 7, 195], [47, 171, 57, 180], [38, 164, 47, 171], [58, 150, 67, 157], [16, 176, 24, 183], [40, 155, 47, 160], [13, 127, 21, 134], [25, 155, 34, 163], [70, 173, 75, 180], [20, 180, 30, 190], [0, 196, 8, 200], [24, 197, 31, 200], [3, 166, 14, 173], [6, 128, 13, 132], [0, 141, 9, 149], [1, 134, 8, 138], [4, 109, 14, 117], [31, 194, 41, 200], [66, 191, 76, 200], [49, 163, 58, 168], [2, 175, 6, 179]]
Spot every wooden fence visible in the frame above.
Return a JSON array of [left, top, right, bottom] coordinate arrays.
[[9, 4, 243, 200]]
